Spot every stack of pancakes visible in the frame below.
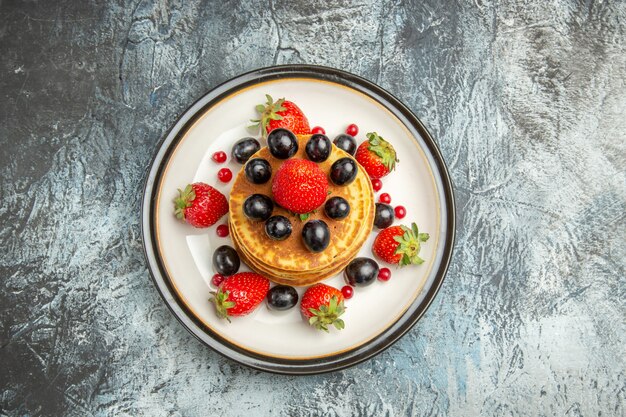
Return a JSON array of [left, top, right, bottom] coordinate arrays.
[[229, 135, 375, 286]]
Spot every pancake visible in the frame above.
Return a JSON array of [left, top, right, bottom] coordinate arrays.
[[230, 218, 363, 285], [230, 212, 372, 286], [229, 200, 374, 278], [229, 136, 374, 285], [231, 204, 370, 276], [229, 134, 375, 285], [234, 239, 356, 286]]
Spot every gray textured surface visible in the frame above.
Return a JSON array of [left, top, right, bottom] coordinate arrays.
[[1, 0, 625, 415]]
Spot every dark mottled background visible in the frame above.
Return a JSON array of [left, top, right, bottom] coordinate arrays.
[[1, 0, 624, 416]]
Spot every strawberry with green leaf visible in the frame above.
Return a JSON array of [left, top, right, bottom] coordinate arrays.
[[210, 272, 270, 321], [251, 94, 310, 137], [300, 284, 346, 332], [372, 223, 430, 266], [355, 132, 399, 179], [174, 182, 228, 228]]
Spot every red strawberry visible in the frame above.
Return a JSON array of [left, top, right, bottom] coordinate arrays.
[[251, 94, 310, 137], [372, 223, 430, 266], [272, 158, 329, 216], [210, 272, 270, 321], [174, 183, 228, 228], [355, 132, 398, 179], [300, 284, 345, 332]]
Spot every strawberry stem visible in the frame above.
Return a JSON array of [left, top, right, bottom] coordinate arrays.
[[174, 184, 195, 220], [209, 289, 235, 323], [307, 295, 346, 332], [392, 223, 430, 267], [251, 94, 287, 138], [366, 132, 399, 172]]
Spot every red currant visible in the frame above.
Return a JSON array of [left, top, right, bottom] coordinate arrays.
[[394, 205, 406, 219], [378, 268, 391, 282], [346, 123, 358, 136], [311, 126, 325, 135], [217, 167, 232, 183], [211, 273, 225, 287], [379, 193, 391, 204], [372, 179, 383, 192], [341, 285, 354, 299], [216, 224, 229, 237], [212, 151, 227, 163]]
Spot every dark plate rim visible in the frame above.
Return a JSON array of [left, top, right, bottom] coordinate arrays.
[[141, 64, 456, 375]]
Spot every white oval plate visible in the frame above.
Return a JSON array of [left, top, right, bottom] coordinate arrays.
[[142, 65, 455, 374]]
